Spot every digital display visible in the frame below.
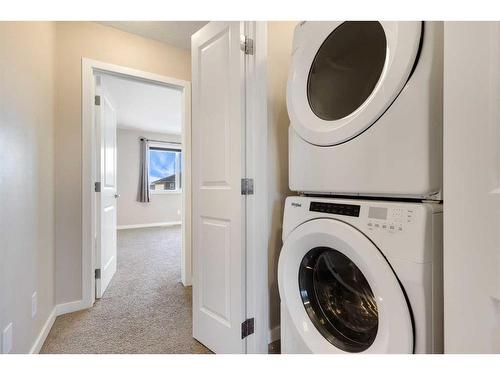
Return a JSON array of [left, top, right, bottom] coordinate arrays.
[[310, 202, 360, 217], [368, 207, 388, 220]]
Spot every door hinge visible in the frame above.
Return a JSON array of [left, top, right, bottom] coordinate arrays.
[[95, 95, 101, 106], [241, 178, 254, 195], [95, 268, 101, 280], [94, 181, 101, 192], [241, 318, 254, 339], [240, 36, 254, 55]]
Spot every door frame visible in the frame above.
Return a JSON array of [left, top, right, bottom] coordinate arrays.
[[82, 58, 192, 307], [243, 21, 270, 353]]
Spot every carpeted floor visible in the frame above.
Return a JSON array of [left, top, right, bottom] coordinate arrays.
[[41, 226, 211, 354]]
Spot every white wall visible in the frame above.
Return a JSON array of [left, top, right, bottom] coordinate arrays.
[[117, 128, 182, 227], [0, 22, 56, 353], [266, 21, 297, 338], [443, 22, 500, 353], [53, 22, 191, 304]]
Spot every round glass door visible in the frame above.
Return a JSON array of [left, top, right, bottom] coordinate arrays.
[[299, 246, 379, 352], [307, 21, 387, 121], [287, 21, 422, 146]]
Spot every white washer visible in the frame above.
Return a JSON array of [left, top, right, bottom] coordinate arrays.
[[278, 196, 443, 353], [287, 21, 443, 199]]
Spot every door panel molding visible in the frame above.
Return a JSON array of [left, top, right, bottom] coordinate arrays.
[[192, 21, 246, 354]]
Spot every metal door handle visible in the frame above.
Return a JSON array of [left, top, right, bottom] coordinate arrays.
[[114, 193, 120, 199]]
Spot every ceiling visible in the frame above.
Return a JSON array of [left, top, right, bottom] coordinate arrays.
[[102, 74, 182, 135], [98, 21, 208, 50]]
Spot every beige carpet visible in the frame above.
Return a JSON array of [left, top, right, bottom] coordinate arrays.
[[41, 226, 211, 354]]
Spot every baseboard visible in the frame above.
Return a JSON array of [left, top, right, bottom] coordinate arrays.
[[269, 325, 280, 343], [30, 307, 56, 354], [117, 221, 181, 230], [55, 300, 86, 316], [30, 301, 86, 353]]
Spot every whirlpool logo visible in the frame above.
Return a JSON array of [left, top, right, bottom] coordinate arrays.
[[291, 202, 302, 208]]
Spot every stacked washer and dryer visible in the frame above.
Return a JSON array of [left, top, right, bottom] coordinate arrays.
[[278, 21, 444, 354]]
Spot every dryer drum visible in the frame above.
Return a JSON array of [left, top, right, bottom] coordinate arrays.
[[287, 21, 424, 147], [307, 21, 388, 121], [299, 246, 379, 352]]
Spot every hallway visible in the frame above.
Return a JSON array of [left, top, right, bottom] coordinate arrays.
[[41, 226, 211, 354]]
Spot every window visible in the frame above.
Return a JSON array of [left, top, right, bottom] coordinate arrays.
[[148, 143, 182, 193]]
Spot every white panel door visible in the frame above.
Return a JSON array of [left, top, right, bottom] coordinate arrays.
[[191, 21, 246, 353], [96, 93, 118, 299], [444, 22, 500, 353]]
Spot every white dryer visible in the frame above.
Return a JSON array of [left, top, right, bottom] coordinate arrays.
[[278, 196, 443, 353], [287, 21, 443, 199]]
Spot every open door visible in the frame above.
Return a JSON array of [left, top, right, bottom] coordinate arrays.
[[191, 21, 247, 353], [95, 89, 118, 299]]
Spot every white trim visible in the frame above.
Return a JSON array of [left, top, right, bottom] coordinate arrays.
[[244, 21, 269, 354], [180, 81, 192, 287], [82, 58, 192, 309], [117, 221, 181, 230], [55, 300, 87, 316], [30, 308, 56, 354], [148, 140, 181, 149], [268, 325, 281, 344], [149, 190, 182, 195]]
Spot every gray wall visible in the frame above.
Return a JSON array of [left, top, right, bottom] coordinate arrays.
[[0, 22, 56, 353], [117, 128, 182, 227]]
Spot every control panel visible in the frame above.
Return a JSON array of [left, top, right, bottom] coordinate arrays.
[[367, 206, 416, 233], [309, 201, 360, 217]]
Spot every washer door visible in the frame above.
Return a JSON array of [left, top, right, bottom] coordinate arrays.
[[287, 21, 422, 146], [278, 219, 413, 353]]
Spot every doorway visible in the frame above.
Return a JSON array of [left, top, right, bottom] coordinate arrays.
[[81, 60, 192, 306], [41, 60, 204, 353], [94, 71, 189, 300]]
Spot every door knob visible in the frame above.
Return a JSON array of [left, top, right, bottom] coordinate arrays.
[[114, 193, 120, 199]]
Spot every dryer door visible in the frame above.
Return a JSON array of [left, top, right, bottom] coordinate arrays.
[[278, 218, 413, 353], [287, 21, 422, 146]]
